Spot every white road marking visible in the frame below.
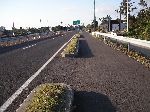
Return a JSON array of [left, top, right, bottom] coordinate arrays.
[[22, 44, 37, 50], [0, 36, 74, 112]]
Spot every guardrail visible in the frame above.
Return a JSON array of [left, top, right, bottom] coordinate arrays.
[[92, 32, 150, 49], [92, 32, 150, 57]]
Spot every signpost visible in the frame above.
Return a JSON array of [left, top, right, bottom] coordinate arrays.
[[73, 20, 80, 25]]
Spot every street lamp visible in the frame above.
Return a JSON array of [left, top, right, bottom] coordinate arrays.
[[127, 0, 129, 32], [94, 0, 96, 31]]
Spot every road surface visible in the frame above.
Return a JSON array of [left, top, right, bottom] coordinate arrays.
[[0, 31, 76, 111], [1, 31, 150, 112]]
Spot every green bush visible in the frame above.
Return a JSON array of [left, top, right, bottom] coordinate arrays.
[[64, 34, 79, 54], [25, 84, 66, 112]]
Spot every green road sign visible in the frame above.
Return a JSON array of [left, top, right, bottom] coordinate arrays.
[[73, 21, 77, 25], [77, 20, 80, 24], [73, 20, 80, 25]]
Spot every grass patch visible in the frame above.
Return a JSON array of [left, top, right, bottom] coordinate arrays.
[[61, 34, 80, 57], [25, 84, 68, 112], [64, 37, 78, 54]]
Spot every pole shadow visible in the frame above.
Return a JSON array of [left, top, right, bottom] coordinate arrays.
[[73, 91, 116, 112], [78, 35, 94, 58]]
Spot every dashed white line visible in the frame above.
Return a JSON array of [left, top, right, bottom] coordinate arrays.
[[23, 44, 37, 50], [0, 36, 74, 112]]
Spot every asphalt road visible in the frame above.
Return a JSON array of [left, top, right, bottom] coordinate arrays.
[[0, 31, 76, 109], [0, 33, 56, 54], [1, 31, 150, 112]]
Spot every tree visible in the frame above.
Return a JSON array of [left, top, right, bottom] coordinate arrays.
[[135, 7, 150, 40], [99, 17, 109, 25], [92, 20, 98, 29], [138, 0, 148, 7], [121, 0, 150, 40], [86, 24, 92, 29], [115, 0, 137, 18]]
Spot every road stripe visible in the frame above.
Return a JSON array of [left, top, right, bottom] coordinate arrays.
[[22, 44, 37, 50], [0, 35, 74, 112]]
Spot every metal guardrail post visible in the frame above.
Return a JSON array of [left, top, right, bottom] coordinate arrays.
[[128, 43, 130, 52], [104, 36, 106, 43]]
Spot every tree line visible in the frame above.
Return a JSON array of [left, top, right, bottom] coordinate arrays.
[[86, 0, 150, 40], [117, 0, 150, 40]]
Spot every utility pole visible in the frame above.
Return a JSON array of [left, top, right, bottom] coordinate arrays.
[[119, 6, 122, 31], [94, 0, 96, 31], [127, 0, 129, 32], [107, 15, 111, 32]]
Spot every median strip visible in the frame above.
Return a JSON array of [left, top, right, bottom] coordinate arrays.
[[61, 34, 80, 57], [16, 83, 73, 112]]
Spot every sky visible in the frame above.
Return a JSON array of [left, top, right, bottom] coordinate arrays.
[[0, 0, 146, 30]]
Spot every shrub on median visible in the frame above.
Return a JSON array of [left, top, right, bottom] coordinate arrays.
[[61, 34, 80, 57], [24, 84, 68, 112], [64, 37, 78, 54]]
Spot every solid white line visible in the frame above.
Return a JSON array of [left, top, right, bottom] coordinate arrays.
[[0, 36, 74, 112]]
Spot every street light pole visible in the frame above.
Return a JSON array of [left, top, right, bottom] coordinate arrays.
[[127, 0, 129, 32], [119, 6, 122, 31], [94, 0, 96, 31]]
